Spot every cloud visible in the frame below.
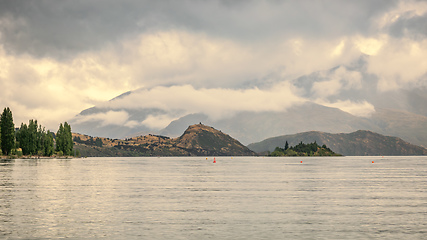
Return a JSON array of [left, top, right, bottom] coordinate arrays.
[[367, 37, 427, 91], [363, 0, 427, 91], [353, 35, 386, 56], [376, 0, 427, 37], [141, 114, 179, 130], [101, 83, 306, 121], [315, 99, 376, 118], [0, 1, 395, 59], [311, 66, 363, 99], [120, 31, 265, 88], [0, 44, 133, 130], [73, 110, 130, 127], [0, 0, 427, 132]]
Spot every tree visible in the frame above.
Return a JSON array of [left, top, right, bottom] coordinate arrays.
[[284, 141, 289, 150], [95, 138, 103, 147], [16, 119, 54, 156], [44, 130, 54, 156], [0, 107, 15, 155], [56, 123, 64, 153], [56, 122, 73, 156], [63, 122, 73, 155], [16, 122, 29, 155], [28, 119, 38, 155]]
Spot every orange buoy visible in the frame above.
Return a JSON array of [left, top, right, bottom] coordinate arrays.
[[372, 161, 374, 163], [300, 160, 303, 163]]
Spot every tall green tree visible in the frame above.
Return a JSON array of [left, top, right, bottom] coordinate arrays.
[[56, 122, 73, 156], [44, 130, 54, 156], [16, 120, 55, 156], [0, 107, 15, 155], [28, 119, 38, 155], [56, 123, 64, 153], [63, 122, 73, 155], [16, 122, 29, 155]]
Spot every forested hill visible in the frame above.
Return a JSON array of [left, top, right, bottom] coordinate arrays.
[[270, 141, 341, 156], [73, 124, 256, 157], [248, 130, 427, 156]]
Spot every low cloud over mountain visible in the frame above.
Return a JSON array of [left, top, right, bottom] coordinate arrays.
[[1, 1, 426, 138]]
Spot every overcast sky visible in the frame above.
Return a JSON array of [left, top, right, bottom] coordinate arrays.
[[1, 0, 427, 130]]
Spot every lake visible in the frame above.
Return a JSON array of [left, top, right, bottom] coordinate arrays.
[[1, 156, 426, 239]]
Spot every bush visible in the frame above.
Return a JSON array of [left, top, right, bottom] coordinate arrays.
[[285, 149, 298, 156], [17, 150, 23, 157]]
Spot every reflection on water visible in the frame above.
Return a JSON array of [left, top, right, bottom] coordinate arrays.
[[0, 156, 426, 239]]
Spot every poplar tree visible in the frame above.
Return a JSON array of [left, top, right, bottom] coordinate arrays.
[[16, 122, 29, 155], [28, 119, 38, 155], [63, 122, 73, 155], [44, 130, 54, 156], [56, 122, 73, 156], [0, 107, 15, 155], [56, 123, 64, 154]]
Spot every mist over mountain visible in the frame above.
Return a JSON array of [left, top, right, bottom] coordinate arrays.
[[69, 58, 427, 148], [159, 103, 379, 145], [2, 1, 427, 144]]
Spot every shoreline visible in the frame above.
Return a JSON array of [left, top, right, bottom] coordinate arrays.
[[0, 155, 76, 160]]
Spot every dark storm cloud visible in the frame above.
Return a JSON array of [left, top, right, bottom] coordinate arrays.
[[0, 0, 154, 58], [1, 0, 426, 130], [0, 0, 396, 59], [388, 13, 427, 39]]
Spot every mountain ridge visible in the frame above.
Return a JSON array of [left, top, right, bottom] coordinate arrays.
[[73, 123, 255, 157], [68, 58, 427, 148], [248, 130, 427, 156]]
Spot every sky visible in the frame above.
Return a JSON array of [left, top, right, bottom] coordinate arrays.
[[0, 0, 427, 131]]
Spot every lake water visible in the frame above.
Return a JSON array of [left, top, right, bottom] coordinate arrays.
[[1, 156, 426, 239]]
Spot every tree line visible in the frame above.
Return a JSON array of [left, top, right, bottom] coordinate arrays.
[[0, 107, 73, 157], [270, 141, 341, 156]]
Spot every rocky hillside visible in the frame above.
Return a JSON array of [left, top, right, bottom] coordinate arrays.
[[73, 124, 255, 157], [248, 130, 427, 156], [175, 124, 255, 156]]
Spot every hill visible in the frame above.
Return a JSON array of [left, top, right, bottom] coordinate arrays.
[[370, 108, 427, 148], [270, 141, 341, 156], [248, 130, 427, 156], [73, 124, 255, 157]]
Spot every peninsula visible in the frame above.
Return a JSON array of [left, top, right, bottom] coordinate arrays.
[[73, 124, 256, 157]]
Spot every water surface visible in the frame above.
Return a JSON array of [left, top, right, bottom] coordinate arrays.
[[1, 156, 426, 239]]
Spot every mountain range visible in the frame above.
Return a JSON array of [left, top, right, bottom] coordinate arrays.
[[69, 57, 427, 148], [70, 101, 427, 149]]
